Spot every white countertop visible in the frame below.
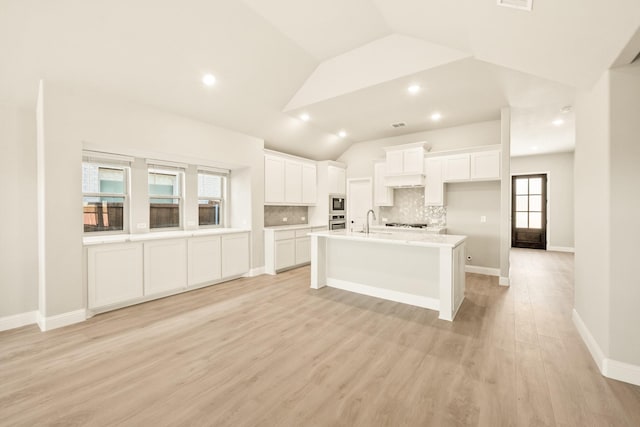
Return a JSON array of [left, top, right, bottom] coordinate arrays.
[[370, 225, 447, 234], [83, 228, 251, 245], [264, 224, 327, 231], [309, 229, 466, 248]]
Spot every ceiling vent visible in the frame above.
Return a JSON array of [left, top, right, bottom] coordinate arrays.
[[497, 0, 533, 11], [391, 122, 406, 128]]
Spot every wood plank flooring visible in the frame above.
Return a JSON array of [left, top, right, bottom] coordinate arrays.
[[1, 249, 639, 426]]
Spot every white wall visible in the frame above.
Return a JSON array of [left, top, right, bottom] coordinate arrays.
[[511, 151, 575, 250], [0, 104, 38, 317], [38, 83, 264, 317]]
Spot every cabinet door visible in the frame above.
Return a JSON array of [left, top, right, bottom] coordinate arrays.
[[265, 155, 285, 203], [144, 239, 188, 296], [328, 166, 346, 194], [442, 154, 470, 181], [221, 233, 249, 277], [295, 236, 311, 265], [403, 148, 424, 174], [424, 158, 444, 206], [470, 150, 501, 180], [275, 239, 295, 270], [301, 163, 317, 204], [187, 236, 222, 287], [374, 162, 394, 206], [385, 151, 404, 175], [88, 243, 143, 309], [285, 161, 303, 203]]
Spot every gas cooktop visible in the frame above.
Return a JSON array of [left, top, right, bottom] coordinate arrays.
[[384, 223, 429, 229]]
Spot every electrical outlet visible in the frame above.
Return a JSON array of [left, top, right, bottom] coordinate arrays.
[[301, 216, 306, 221], [382, 217, 388, 222], [282, 217, 288, 222], [480, 216, 487, 223], [187, 221, 196, 226], [137, 223, 147, 229]]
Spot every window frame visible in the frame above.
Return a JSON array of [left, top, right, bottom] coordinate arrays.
[[148, 166, 185, 231], [197, 170, 228, 229], [82, 159, 131, 235]]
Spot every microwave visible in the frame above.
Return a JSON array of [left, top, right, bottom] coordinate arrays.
[[329, 194, 345, 214]]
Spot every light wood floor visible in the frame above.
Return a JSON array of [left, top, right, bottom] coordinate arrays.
[[1, 249, 639, 426]]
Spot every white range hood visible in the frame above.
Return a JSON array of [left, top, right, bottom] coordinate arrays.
[[383, 142, 429, 187]]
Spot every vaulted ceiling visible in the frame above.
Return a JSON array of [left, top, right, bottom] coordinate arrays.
[[1, 0, 639, 159]]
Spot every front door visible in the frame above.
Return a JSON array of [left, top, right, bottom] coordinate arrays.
[[512, 174, 547, 249]]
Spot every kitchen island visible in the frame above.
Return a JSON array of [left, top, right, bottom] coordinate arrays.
[[309, 230, 467, 321]]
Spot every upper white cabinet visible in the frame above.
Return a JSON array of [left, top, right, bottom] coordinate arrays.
[[374, 161, 394, 206], [265, 151, 317, 205], [470, 150, 501, 180], [383, 142, 427, 187], [328, 165, 346, 194], [424, 158, 444, 206], [442, 154, 471, 182]]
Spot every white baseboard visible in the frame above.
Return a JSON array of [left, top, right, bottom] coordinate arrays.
[[499, 276, 510, 286], [572, 309, 640, 386], [327, 278, 440, 312], [243, 266, 265, 277], [548, 246, 575, 253], [465, 265, 500, 276], [0, 310, 38, 332], [37, 309, 87, 332]]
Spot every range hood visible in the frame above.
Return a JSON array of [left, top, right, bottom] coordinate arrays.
[[382, 142, 429, 188], [384, 173, 425, 187]]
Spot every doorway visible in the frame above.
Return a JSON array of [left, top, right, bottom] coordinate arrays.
[[512, 174, 547, 249], [346, 178, 372, 232]]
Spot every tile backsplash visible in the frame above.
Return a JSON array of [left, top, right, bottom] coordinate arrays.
[[378, 188, 446, 226], [264, 206, 309, 227]]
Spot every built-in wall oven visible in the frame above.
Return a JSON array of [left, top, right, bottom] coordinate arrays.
[[329, 214, 346, 230], [329, 194, 345, 215]]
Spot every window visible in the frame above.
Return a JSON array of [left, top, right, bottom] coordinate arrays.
[[82, 158, 129, 233], [148, 167, 183, 229], [198, 171, 226, 227]]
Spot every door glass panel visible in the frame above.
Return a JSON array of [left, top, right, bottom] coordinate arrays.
[[516, 212, 528, 228], [516, 195, 528, 211], [515, 178, 529, 195], [529, 178, 542, 194], [529, 212, 542, 229], [529, 195, 542, 212]]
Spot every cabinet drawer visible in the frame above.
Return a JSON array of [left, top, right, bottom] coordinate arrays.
[[274, 230, 296, 240], [295, 228, 311, 238]]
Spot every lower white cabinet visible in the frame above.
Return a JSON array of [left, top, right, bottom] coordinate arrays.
[[144, 239, 188, 296], [275, 239, 295, 270], [188, 236, 222, 287], [265, 226, 326, 274], [88, 243, 144, 309], [221, 233, 250, 277], [295, 236, 311, 264]]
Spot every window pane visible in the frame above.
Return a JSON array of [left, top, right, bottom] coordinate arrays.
[[529, 195, 542, 212], [83, 165, 125, 194], [83, 197, 125, 232], [149, 172, 179, 196], [199, 200, 221, 226], [198, 174, 222, 198], [516, 212, 528, 228], [515, 178, 529, 195], [529, 212, 542, 229], [150, 199, 180, 228], [529, 178, 542, 194], [516, 195, 528, 211], [82, 164, 100, 193]]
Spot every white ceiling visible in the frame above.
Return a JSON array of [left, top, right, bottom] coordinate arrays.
[[1, 0, 639, 160]]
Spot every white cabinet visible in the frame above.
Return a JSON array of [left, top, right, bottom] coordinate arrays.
[[295, 236, 311, 264], [382, 143, 427, 187], [187, 236, 221, 287], [265, 155, 285, 203], [88, 243, 144, 309], [403, 147, 425, 174], [328, 165, 346, 194], [385, 150, 404, 175], [442, 154, 471, 182], [221, 233, 250, 278], [265, 227, 321, 274], [275, 239, 295, 270], [374, 161, 394, 206], [144, 239, 188, 296], [470, 150, 501, 180], [265, 151, 317, 205], [424, 158, 445, 206], [301, 163, 317, 204]]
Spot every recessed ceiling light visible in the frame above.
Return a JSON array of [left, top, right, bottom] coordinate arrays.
[[407, 85, 421, 94], [531, 146, 539, 151], [560, 105, 572, 113], [431, 112, 442, 121], [338, 130, 347, 138], [552, 119, 564, 126], [202, 73, 216, 86], [299, 113, 310, 122]]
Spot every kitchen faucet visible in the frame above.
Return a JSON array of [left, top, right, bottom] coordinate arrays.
[[366, 209, 376, 234]]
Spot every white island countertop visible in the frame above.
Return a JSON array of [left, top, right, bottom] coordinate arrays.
[[308, 229, 466, 249]]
